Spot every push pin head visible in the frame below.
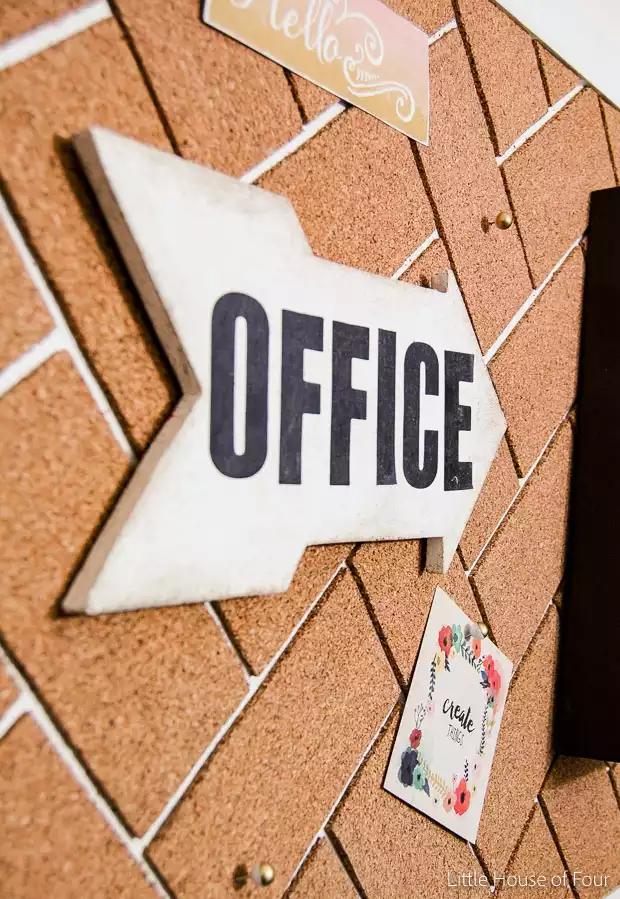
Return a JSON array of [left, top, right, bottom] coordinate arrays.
[[251, 862, 275, 887], [478, 622, 489, 638], [495, 211, 513, 230]]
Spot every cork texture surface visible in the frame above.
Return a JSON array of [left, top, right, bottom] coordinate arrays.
[[496, 805, 568, 899], [536, 44, 580, 106], [330, 713, 486, 898], [418, 30, 532, 352], [0, 20, 176, 451], [601, 100, 620, 181], [456, 0, 548, 154], [113, 0, 302, 176], [400, 237, 451, 287], [503, 90, 615, 286], [260, 106, 435, 276], [0, 222, 52, 371], [0, 353, 247, 835], [542, 757, 620, 898], [472, 423, 571, 663], [390, 0, 455, 34], [217, 543, 353, 675], [0, 0, 83, 43], [149, 571, 399, 898], [287, 837, 359, 899], [352, 540, 480, 684], [0, 716, 155, 899], [490, 248, 584, 475], [477, 606, 559, 876], [459, 437, 519, 569], [3, 4, 620, 895], [0, 667, 18, 716]]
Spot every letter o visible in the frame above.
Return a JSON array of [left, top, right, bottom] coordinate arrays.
[[210, 292, 269, 478]]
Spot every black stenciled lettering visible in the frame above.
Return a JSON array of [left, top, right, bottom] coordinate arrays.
[[444, 350, 474, 491], [210, 292, 269, 478], [377, 329, 397, 485], [330, 321, 369, 485], [279, 310, 323, 484], [403, 342, 439, 489]]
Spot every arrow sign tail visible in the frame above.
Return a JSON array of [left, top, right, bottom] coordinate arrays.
[[63, 128, 505, 615]]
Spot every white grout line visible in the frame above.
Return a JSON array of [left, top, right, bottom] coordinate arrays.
[[241, 101, 348, 184], [282, 694, 400, 894], [0, 693, 29, 741], [465, 412, 569, 577], [204, 601, 257, 688], [392, 230, 439, 279], [138, 562, 346, 850], [0, 0, 111, 72], [0, 194, 135, 461], [428, 18, 457, 45], [483, 234, 583, 364], [0, 329, 62, 399], [496, 82, 585, 165], [0, 651, 172, 898]]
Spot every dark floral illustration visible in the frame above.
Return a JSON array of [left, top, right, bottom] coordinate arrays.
[[398, 747, 418, 787]]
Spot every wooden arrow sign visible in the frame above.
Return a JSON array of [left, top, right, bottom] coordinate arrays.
[[64, 128, 506, 615]]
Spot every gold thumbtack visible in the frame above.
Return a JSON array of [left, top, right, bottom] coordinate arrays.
[[495, 211, 513, 230], [251, 862, 275, 887], [478, 622, 489, 638]]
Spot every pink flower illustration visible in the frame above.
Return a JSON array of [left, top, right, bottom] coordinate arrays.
[[443, 791, 456, 812]]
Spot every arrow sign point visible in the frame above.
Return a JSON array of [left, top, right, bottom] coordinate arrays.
[[63, 128, 505, 614]]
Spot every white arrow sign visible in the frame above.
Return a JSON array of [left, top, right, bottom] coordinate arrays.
[[64, 128, 505, 615]]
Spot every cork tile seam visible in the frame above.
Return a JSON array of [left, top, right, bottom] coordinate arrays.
[[600, 96, 620, 186], [134, 563, 354, 851], [0, 0, 112, 70], [0, 196, 134, 460], [279, 696, 401, 896], [0, 1, 612, 892], [459, 395, 573, 581], [0, 650, 171, 898], [462, 411, 572, 643], [446, 1, 539, 295]]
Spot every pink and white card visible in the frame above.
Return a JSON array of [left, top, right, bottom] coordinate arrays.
[[384, 587, 513, 842]]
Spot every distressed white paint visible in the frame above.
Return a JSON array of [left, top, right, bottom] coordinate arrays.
[[64, 128, 505, 615], [493, 0, 620, 108]]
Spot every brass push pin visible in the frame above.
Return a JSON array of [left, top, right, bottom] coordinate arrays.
[[251, 862, 275, 887], [495, 210, 513, 230], [478, 622, 489, 638]]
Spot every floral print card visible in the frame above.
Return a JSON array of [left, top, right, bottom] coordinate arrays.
[[383, 587, 513, 843]]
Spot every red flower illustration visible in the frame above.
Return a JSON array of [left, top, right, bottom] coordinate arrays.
[[454, 778, 471, 815], [472, 638, 481, 659], [483, 655, 495, 676], [438, 626, 452, 655], [489, 668, 502, 695], [410, 728, 422, 749]]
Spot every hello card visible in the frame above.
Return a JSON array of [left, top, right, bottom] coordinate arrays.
[[384, 587, 513, 842]]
